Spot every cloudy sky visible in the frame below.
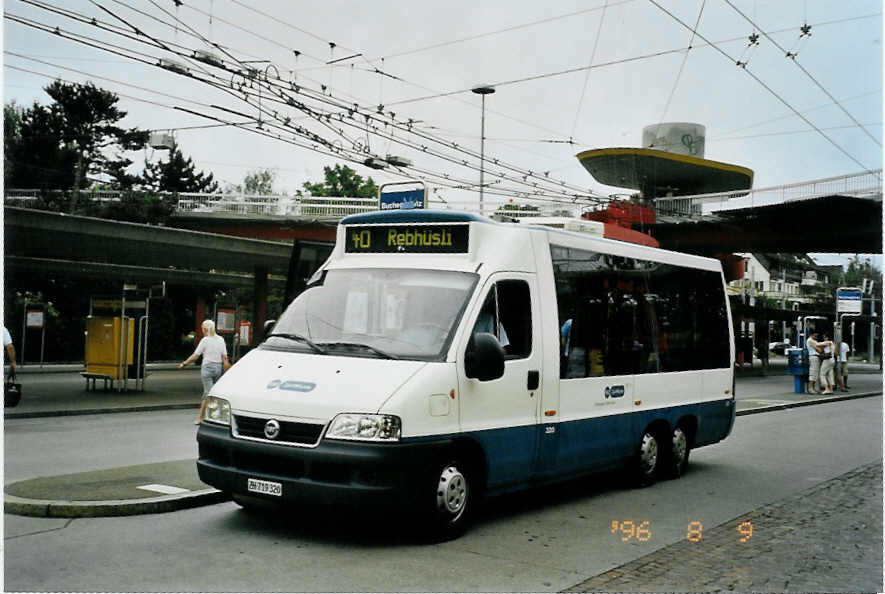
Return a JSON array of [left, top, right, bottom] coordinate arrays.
[[3, 0, 882, 263]]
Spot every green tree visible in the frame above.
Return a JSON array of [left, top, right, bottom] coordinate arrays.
[[4, 103, 22, 188], [5, 99, 77, 191], [45, 81, 149, 194], [142, 142, 219, 193], [243, 169, 277, 195], [842, 255, 882, 301], [302, 164, 377, 197], [4, 81, 149, 199]]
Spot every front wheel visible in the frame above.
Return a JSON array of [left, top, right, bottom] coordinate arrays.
[[425, 460, 475, 541]]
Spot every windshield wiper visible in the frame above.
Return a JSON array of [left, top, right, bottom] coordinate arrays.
[[266, 332, 326, 354], [318, 342, 399, 360]]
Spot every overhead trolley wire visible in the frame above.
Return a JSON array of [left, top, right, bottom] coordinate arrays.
[[569, 0, 609, 141], [8, 4, 605, 202], [384, 11, 881, 107], [722, 0, 882, 149], [368, 0, 635, 63], [651, 0, 706, 145], [647, 0, 875, 173], [716, 89, 882, 138]]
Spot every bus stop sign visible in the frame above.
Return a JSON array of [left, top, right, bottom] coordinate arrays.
[[836, 287, 862, 314], [379, 188, 426, 210]]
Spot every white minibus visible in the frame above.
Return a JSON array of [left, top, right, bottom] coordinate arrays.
[[197, 210, 736, 540]]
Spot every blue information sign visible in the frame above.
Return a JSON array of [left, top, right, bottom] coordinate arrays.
[[379, 189, 426, 210], [836, 288, 862, 314]]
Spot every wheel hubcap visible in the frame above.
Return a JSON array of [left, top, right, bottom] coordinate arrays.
[[640, 433, 658, 475], [437, 465, 468, 519], [672, 428, 687, 465]]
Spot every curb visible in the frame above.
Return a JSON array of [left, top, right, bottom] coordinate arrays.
[[9, 363, 184, 375], [4, 402, 199, 420], [4, 488, 231, 518], [735, 390, 881, 416]]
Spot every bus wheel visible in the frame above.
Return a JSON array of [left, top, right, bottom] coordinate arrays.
[[427, 460, 473, 541], [632, 430, 660, 487], [668, 426, 691, 479]]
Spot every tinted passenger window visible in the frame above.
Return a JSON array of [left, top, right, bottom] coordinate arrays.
[[551, 245, 729, 377]]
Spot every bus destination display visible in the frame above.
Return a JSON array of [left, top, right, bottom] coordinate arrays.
[[345, 224, 469, 254]]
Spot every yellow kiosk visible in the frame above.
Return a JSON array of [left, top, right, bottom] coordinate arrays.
[[85, 316, 135, 382], [82, 288, 151, 391]]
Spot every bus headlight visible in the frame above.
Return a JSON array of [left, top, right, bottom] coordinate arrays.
[[202, 396, 231, 425], [326, 413, 401, 442]]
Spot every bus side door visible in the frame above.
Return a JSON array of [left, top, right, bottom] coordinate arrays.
[[457, 274, 542, 491]]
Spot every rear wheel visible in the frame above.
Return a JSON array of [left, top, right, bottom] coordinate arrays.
[[631, 430, 660, 487], [667, 425, 691, 479]]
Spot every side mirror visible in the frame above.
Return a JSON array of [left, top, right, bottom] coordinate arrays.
[[465, 332, 505, 381], [263, 319, 276, 335]]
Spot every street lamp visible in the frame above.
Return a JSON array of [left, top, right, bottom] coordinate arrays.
[[471, 85, 495, 215]]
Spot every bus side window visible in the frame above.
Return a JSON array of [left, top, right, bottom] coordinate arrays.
[[472, 281, 532, 359], [497, 280, 531, 359]]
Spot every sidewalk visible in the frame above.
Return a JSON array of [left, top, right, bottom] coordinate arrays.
[[563, 461, 883, 593], [3, 364, 882, 520]]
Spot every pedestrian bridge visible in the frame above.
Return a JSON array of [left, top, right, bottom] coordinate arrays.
[[5, 169, 882, 253]]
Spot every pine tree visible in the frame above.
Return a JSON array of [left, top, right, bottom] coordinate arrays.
[[142, 142, 219, 193], [4, 81, 149, 199]]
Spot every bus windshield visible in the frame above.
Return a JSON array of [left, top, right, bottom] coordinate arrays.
[[266, 268, 478, 361]]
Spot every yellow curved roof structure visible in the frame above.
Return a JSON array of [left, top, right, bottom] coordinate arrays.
[[577, 147, 753, 196]]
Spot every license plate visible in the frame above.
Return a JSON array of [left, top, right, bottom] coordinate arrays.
[[247, 478, 282, 497]]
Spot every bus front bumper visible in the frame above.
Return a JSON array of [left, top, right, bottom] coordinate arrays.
[[196, 422, 451, 508]]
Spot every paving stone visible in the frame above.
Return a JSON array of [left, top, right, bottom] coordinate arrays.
[[564, 461, 883, 593]]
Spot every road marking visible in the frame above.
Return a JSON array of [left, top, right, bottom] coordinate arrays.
[[741, 399, 794, 407], [137, 484, 191, 495]]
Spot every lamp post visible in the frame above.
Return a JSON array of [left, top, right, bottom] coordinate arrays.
[[471, 85, 495, 215]]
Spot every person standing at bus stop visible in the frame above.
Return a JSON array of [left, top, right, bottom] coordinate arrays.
[[836, 339, 850, 391], [805, 330, 823, 394], [179, 319, 230, 424], [818, 333, 836, 394]]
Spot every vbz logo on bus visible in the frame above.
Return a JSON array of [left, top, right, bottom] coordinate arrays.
[[605, 385, 625, 399]]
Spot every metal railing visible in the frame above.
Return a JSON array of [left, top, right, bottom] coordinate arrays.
[[9, 170, 878, 222], [4, 189, 586, 220], [654, 169, 883, 218]]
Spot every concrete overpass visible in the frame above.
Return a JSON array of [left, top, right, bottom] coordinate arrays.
[[162, 170, 882, 255], [8, 170, 879, 255], [650, 170, 882, 254], [4, 206, 292, 338]]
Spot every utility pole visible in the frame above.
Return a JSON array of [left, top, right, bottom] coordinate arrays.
[[471, 86, 495, 215]]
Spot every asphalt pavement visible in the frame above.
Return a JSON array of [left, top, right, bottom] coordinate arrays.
[[4, 359, 882, 591], [3, 357, 882, 518]]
